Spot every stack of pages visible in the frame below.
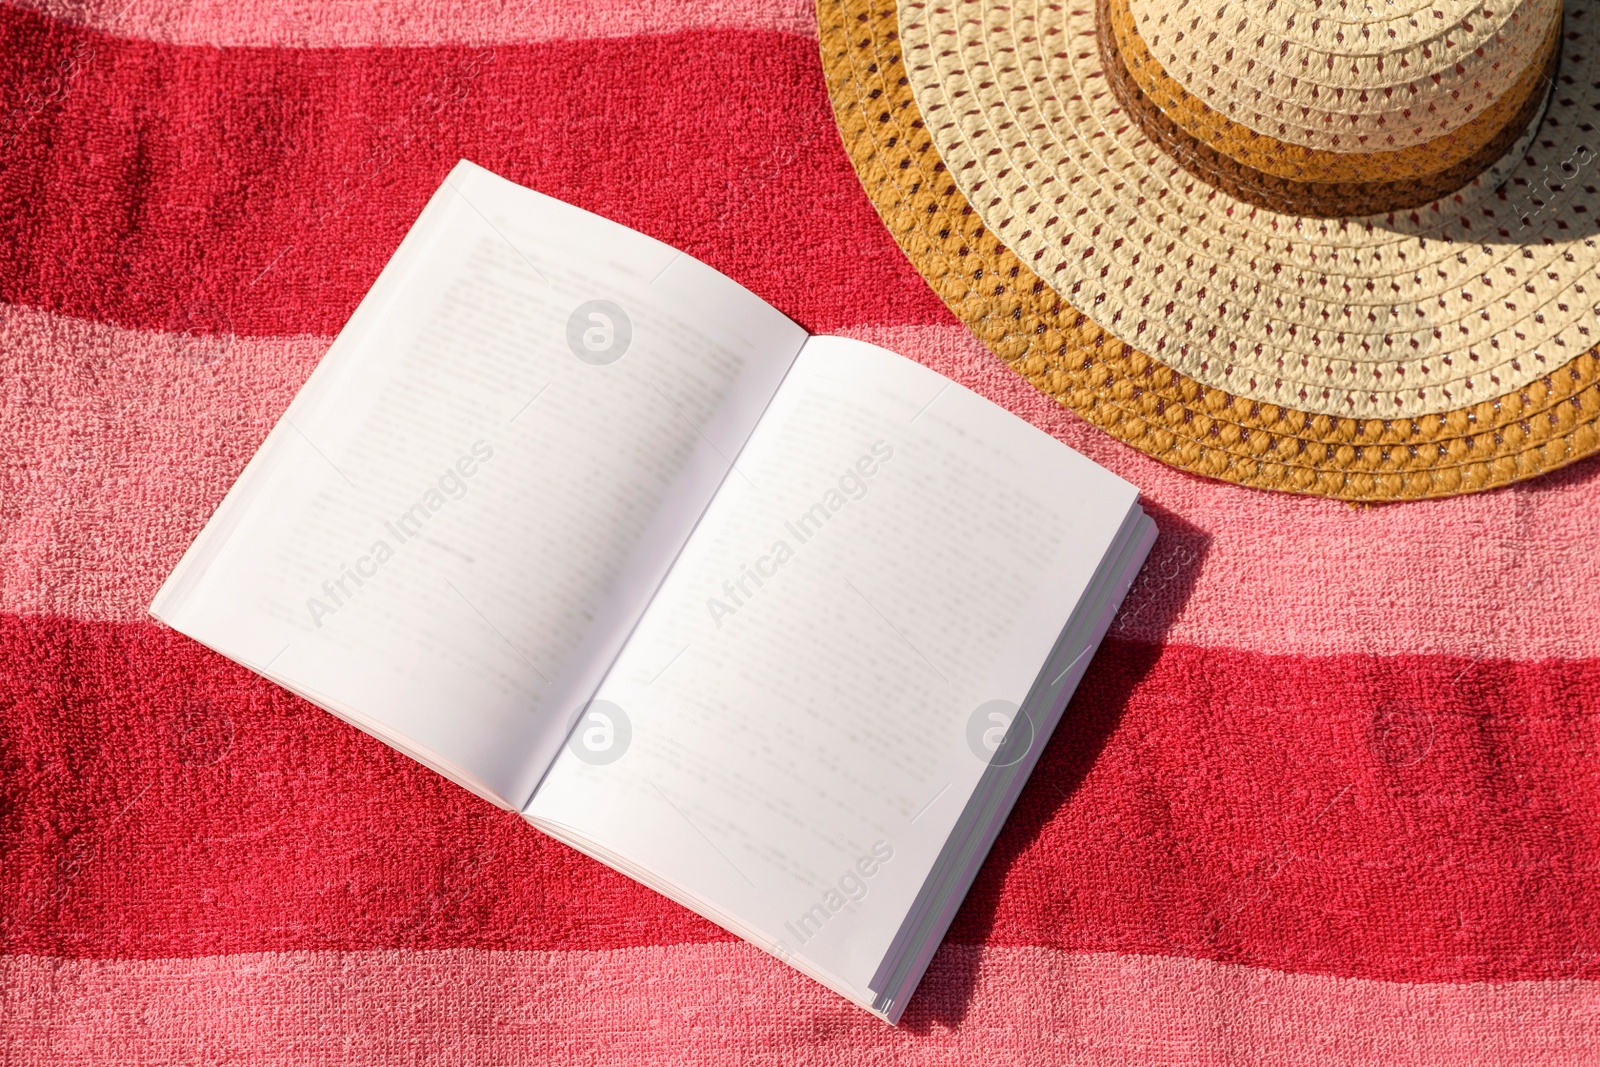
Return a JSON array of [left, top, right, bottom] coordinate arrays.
[[153, 162, 1156, 1021]]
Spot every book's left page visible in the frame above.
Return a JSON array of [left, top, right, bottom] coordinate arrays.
[[152, 160, 808, 808]]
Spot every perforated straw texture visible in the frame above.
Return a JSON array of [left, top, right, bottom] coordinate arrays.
[[818, 0, 1600, 499], [1131, 0, 1561, 153], [1102, 0, 1562, 215]]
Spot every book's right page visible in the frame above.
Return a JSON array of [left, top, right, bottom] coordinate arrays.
[[524, 335, 1139, 1010]]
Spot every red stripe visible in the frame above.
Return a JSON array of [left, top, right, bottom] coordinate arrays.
[[0, 615, 726, 957], [962, 639, 1600, 982], [0, 6, 950, 338], [3, 615, 1596, 980]]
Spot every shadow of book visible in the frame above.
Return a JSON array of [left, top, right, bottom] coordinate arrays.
[[899, 505, 1211, 1031]]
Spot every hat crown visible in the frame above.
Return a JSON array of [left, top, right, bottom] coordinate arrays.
[[826, 0, 1600, 498], [1131, 0, 1558, 152]]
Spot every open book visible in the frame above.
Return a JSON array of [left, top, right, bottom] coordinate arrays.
[[152, 161, 1157, 1022]]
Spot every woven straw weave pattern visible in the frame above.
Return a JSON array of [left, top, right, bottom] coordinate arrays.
[[1104, 0, 1560, 214], [818, 0, 1600, 498], [1110, 0, 1560, 189], [897, 0, 1600, 418], [1132, 0, 1560, 149]]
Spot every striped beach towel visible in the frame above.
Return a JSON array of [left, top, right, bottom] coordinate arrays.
[[1, 0, 1596, 1061]]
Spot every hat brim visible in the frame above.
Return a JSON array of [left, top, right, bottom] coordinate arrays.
[[818, 0, 1600, 500]]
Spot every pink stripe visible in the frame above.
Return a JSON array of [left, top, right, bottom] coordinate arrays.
[[6, 0, 817, 46], [6, 304, 1599, 659], [0, 304, 326, 622], [3, 944, 1595, 1063]]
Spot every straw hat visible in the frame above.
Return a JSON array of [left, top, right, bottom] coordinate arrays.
[[820, 0, 1600, 499]]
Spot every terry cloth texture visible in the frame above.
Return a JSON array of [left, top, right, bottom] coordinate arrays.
[[2, 0, 1598, 1062]]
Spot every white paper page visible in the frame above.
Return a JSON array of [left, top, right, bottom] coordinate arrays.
[[152, 161, 807, 806], [525, 336, 1138, 1005]]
